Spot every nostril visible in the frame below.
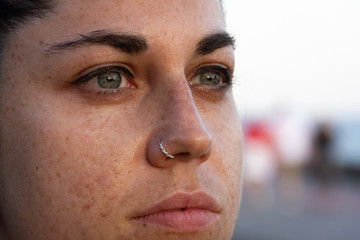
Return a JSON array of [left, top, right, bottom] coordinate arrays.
[[173, 152, 191, 158]]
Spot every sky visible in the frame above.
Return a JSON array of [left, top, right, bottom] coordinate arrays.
[[224, 0, 360, 120]]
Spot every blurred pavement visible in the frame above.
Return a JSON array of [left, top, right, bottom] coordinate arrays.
[[232, 175, 360, 240]]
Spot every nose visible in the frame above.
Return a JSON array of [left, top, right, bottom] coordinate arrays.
[[146, 79, 212, 168]]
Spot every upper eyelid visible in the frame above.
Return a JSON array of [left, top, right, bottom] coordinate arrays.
[[195, 65, 230, 73]]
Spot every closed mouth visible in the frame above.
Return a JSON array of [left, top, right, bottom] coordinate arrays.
[[132, 192, 221, 231]]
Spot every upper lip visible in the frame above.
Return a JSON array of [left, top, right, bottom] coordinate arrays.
[[132, 192, 221, 218]]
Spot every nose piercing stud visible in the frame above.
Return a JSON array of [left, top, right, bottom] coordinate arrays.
[[159, 139, 175, 159]]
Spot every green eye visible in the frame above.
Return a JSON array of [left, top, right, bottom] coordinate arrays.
[[72, 65, 135, 95], [97, 72, 122, 89], [199, 72, 221, 86], [191, 65, 232, 88]]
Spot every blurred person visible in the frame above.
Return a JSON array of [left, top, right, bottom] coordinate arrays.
[[243, 121, 277, 207], [309, 123, 336, 185], [0, 0, 243, 239]]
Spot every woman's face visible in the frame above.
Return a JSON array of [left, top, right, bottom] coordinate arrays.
[[0, 0, 243, 239]]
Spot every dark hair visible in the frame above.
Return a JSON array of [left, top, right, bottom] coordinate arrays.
[[0, 0, 54, 56]]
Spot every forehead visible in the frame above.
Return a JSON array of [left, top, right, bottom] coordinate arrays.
[[41, 0, 225, 42]]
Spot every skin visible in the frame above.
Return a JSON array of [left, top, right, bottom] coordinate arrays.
[[0, 0, 243, 239]]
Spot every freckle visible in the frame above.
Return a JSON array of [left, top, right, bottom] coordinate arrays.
[[65, 136, 69, 141], [142, 223, 147, 228], [100, 212, 108, 218], [81, 204, 92, 212], [35, 166, 39, 170], [56, 172, 61, 177]]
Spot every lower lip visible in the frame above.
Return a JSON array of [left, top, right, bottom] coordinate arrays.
[[135, 208, 219, 231]]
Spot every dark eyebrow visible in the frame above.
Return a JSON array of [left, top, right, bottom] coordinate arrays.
[[45, 30, 148, 54], [196, 32, 235, 55]]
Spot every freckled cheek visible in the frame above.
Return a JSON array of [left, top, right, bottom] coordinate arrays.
[[18, 117, 134, 216], [41, 132, 114, 188]]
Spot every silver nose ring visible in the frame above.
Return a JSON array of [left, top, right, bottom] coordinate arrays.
[[159, 139, 175, 159]]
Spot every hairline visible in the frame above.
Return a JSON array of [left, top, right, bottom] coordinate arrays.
[[0, 0, 56, 76]]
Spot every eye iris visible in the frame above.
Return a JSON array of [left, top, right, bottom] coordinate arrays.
[[200, 72, 221, 85], [97, 72, 122, 89]]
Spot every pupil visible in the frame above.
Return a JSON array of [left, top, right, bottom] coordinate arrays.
[[98, 72, 122, 89], [200, 72, 220, 85]]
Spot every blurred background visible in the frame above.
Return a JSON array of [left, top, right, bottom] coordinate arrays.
[[223, 0, 360, 239]]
